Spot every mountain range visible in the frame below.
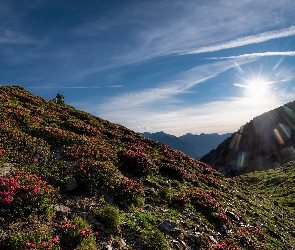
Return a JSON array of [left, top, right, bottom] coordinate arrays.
[[201, 101, 295, 176], [0, 86, 295, 249], [142, 132, 232, 159]]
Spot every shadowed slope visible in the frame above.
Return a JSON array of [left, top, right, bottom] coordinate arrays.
[[201, 101, 295, 176]]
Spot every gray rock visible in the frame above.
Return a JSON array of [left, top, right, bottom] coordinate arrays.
[[0, 167, 11, 177], [112, 237, 127, 248], [172, 227, 182, 236], [158, 219, 177, 234], [179, 240, 187, 248], [94, 221, 103, 230], [120, 238, 127, 247], [171, 240, 183, 250], [185, 233, 201, 244], [79, 211, 87, 218], [209, 235, 217, 243], [54, 204, 71, 216], [226, 211, 239, 221], [0, 229, 8, 241], [104, 245, 112, 250], [66, 178, 78, 191]]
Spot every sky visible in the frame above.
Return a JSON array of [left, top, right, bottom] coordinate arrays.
[[1, 0, 295, 136]]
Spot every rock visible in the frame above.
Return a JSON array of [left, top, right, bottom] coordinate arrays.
[[185, 233, 201, 244], [0, 163, 15, 177], [179, 240, 187, 248], [0, 167, 12, 177], [100, 188, 114, 204], [104, 245, 112, 250], [54, 204, 71, 216], [226, 229, 233, 236], [209, 235, 217, 243], [171, 240, 183, 250], [112, 237, 127, 248], [0, 229, 8, 241], [291, 231, 295, 237], [66, 178, 78, 191], [120, 238, 127, 247], [177, 232, 185, 240], [226, 211, 240, 221], [94, 221, 103, 230], [172, 227, 183, 236], [158, 219, 177, 234], [79, 211, 87, 218]]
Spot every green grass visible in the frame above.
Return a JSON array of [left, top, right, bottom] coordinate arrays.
[[236, 161, 295, 215]]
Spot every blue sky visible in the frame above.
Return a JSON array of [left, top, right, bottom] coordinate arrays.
[[1, 0, 295, 136]]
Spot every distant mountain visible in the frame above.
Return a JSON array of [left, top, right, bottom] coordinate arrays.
[[142, 131, 202, 159], [201, 101, 295, 176], [142, 131, 231, 159], [179, 133, 232, 155]]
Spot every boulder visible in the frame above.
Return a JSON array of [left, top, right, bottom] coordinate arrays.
[[54, 204, 71, 216], [158, 219, 177, 234]]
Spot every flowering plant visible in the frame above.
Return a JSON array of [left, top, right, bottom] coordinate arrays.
[[3, 227, 59, 250], [60, 216, 98, 249], [0, 171, 59, 219]]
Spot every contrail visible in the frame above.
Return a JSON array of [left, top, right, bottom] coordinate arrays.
[[207, 51, 295, 59], [181, 26, 295, 55]]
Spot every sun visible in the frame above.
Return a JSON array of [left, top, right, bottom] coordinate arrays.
[[237, 77, 272, 106], [245, 78, 269, 99]]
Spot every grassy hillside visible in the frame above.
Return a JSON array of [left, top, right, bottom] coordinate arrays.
[[236, 160, 295, 216], [0, 86, 295, 249]]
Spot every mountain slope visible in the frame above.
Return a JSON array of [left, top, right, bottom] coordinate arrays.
[[201, 101, 295, 176], [235, 160, 295, 216], [0, 86, 295, 249]]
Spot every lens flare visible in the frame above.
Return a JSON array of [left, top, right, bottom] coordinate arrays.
[[236, 151, 246, 169], [274, 128, 284, 144], [230, 133, 242, 150]]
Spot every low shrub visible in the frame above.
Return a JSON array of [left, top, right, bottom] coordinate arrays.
[[96, 205, 121, 233], [109, 176, 144, 208], [3, 227, 59, 250], [142, 230, 169, 250], [0, 171, 59, 220], [60, 216, 98, 250]]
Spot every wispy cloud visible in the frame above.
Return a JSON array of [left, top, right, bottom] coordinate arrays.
[[181, 27, 295, 55], [27, 85, 122, 89], [1, 0, 295, 85], [207, 51, 295, 60], [94, 84, 295, 136], [97, 58, 256, 112], [0, 30, 39, 44], [74, 1, 295, 68]]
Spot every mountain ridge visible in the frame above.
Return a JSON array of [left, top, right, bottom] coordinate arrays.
[[201, 100, 295, 176], [142, 131, 232, 159]]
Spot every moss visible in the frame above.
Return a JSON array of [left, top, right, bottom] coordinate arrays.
[[96, 205, 121, 233], [142, 230, 170, 250]]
